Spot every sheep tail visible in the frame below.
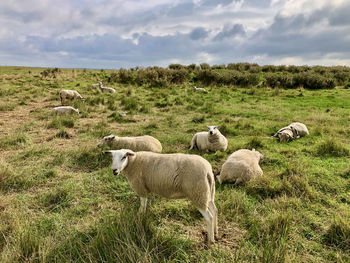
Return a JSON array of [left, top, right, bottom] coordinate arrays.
[[207, 171, 215, 201]]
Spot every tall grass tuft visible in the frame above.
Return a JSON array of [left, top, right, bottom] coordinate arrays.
[[323, 216, 350, 250], [260, 213, 291, 263], [245, 136, 264, 149], [46, 206, 194, 262], [0, 133, 30, 149], [315, 139, 350, 157]]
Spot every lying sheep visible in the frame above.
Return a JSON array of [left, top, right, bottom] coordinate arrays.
[[274, 122, 309, 142], [190, 126, 228, 152], [59, 90, 83, 105], [104, 149, 218, 245], [193, 86, 207, 92], [98, 134, 162, 153], [51, 106, 79, 115], [217, 149, 264, 184], [99, 82, 116, 93], [91, 81, 102, 88]]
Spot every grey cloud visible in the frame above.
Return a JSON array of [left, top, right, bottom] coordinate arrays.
[[328, 2, 350, 26], [200, 0, 238, 8], [214, 24, 245, 41], [190, 27, 209, 40]]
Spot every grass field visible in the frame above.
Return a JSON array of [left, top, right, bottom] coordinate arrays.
[[0, 66, 350, 262]]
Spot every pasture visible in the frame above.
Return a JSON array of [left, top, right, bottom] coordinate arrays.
[[0, 66, 349, 262]]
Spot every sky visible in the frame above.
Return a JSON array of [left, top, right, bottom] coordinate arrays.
[[1, 0, 350, 68]]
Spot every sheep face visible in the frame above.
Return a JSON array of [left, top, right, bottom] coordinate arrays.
[[103, 149, 135, 175], [207, 126, 218, 135], [278, 132, 291, 142], [97, 134, 116, 148]]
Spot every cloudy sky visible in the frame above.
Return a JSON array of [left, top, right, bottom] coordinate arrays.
[[1, 0, 350, 68]]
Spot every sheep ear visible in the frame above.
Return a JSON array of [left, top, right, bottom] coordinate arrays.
[[106, 134, 115, 140], [125, 150, 135, 156], [207, 126, 210, 129], [214, 126, 218, 129], [103, 151, 112, 155]]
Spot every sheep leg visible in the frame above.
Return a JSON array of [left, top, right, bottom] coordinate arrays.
[[139, 197, 148, 214], [208, 201, 218, 237], [199, 208, 215, 245]]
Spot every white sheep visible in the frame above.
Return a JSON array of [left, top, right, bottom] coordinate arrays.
[[193, 86, 207, 92], [190, 126, 228, 152], [104, 149, 218, 245], [98, 134, 162, 153], [274, 122, 309, 142], [91, 81, 102, 88], [99, 82, 116, 93], [59, 90, 83, 105], [217, 149, 264, 184], [289, 122, 309, 137], [51, 106, 79, 115]]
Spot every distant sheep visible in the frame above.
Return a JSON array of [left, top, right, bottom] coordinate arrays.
[[193, 86, 207, 92], [59, 90, 83, 105], [91, 81, 102, 88], [98, 134, 162, 153], [217, 149, 264, 184], [190, 126, 228, 152], [274, 122, 309, 142], [51, 106, 79, 115], [104, 149, 218, 245], [99, 82, 116, 93]]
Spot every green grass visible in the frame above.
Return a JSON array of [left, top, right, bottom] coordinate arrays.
[[0, 66, 350, 262]]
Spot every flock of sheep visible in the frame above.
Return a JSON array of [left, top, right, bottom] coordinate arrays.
[[50, 82, 310, 245]]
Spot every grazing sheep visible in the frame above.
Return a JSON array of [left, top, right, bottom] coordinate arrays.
[[59, 90, 83, 105], [217, 149, 264, 184], [99, 82, 116, 93], [274, 122, 309, 142], [51, 106, 79, 115], [98, 134, 162, 153], [193, 86, 207, 92], [104, 149, 218, 245], [190, 126, 228, 152]]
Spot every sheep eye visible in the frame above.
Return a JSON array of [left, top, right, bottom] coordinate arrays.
[[121, 156, 126, 160]]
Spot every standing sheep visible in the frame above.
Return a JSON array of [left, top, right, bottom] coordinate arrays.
[[99, 82, 116, 93], [59, 90, 83, 105], [190, 126, 228, 152], [274, 122, 309, 142], [217, 149, 264, 184], [51, 106, 79, 115], [98, 134, 162, 153], [104, 149, 218, 245]]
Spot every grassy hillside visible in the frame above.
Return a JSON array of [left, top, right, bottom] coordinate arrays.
[[0, 66, 349, 262]]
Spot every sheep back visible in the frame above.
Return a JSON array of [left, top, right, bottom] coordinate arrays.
[[124, 151, 214, 210], [110, 136, 162, 152], [218, 149, 262, 184]]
